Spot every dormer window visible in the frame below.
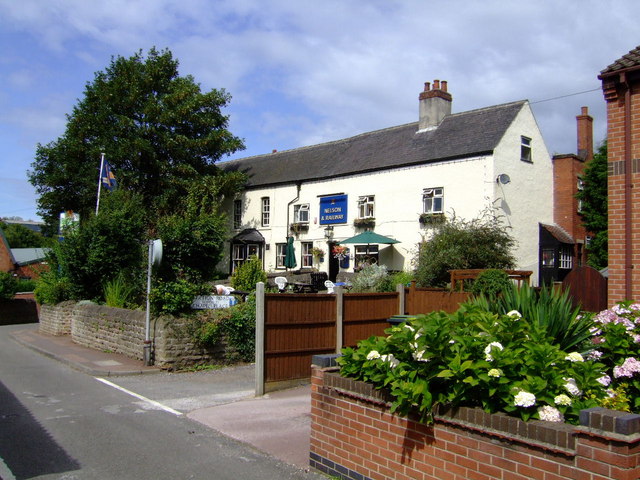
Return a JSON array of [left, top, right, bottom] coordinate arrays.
[[423, 188, 444, 214], [358, 195, 375, 218], [520, 136, 532, 163]]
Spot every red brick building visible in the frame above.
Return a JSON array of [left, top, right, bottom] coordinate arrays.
[[599, 46, 640, 305], [539, 107, 593, 285]]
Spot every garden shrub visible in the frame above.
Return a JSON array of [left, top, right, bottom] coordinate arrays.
[[103, 274, 138, 308], [350, 266, 414, 293], [465, 283, 593, 352], [470, 269, 512, 298], [34, 270, 71, 305], [0, 272, 18, 301], [151, 278, 206, 315], [338, 306, 607, 424], [16, 279, 37, 292], [230, 255, 266, 292]]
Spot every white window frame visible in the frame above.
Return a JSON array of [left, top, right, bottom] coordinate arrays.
[[301, 242, 313, 267], [520, 136, 532, 163], [261, 197, 270, 227], [423, 187, 444, 214], [355, 244, 379, 269], [294, 203, 310, 223], [559, 246, 573, 269], [233, 199, 242, 229], [358, 195, 375, 218], [275, 243, 286, 268]]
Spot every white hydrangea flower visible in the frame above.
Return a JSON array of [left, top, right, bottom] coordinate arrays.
[[554, 394, 572, 406], [507, 310, 522, 320], [564, 378, 582, 397], [366, 350, 381, 360], [597, 374, 611, 387], [513, 390, 536, 408], [484, 342, 503, 362], [565, 352, 584, 362], [412, 350, 430, 363], [488, 368, 502, 378], [538, 405, 564, 423], [404, 324, 415, 333], [381, 354, 399, 369]]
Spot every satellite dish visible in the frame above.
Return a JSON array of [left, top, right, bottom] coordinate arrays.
[[496, 174, 511, 185], [151, 239, 163, 268]]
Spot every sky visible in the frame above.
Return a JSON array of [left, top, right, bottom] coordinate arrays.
[[0, 0, 638, 222]]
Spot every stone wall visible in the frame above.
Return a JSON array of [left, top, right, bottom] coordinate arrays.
[[39, 301, 76, 336], [310, 364, 640, 480], [39, 302, 226, 369]]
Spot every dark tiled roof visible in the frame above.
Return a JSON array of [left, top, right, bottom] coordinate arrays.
[[222, 101, 526, 188], [541, 223, 575, 244], [600, 45, 640, 75]]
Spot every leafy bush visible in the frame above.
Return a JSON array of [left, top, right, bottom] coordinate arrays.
[[350, 266, 413, 293], [150, 279, 205, 315], [34, 270, 71, 305], [338, 306, 607, 424], [190, 295, 256, 363], [415, 210, 516, 287], [466, 283, 593, 351], [0, 272, 18, 301], [231, 255, 267, 292], [470, 269, 512, 298], [103, 274, 138, 308], [16, 279, 37, 292]]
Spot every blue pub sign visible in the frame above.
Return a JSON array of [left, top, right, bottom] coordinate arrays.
[[319, 195, 348, 225]]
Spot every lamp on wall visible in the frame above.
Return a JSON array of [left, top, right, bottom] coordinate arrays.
[[324, 226, 334, 240]]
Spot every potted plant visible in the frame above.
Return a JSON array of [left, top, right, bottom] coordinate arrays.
[[311, 247, 325, 262], [354, 217, 376, 229], [290, 222, 309, 234], [419, 212, 445, 226]]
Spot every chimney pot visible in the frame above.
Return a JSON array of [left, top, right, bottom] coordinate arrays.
[[424, 82, 431, 91], [433, 79, 440, 90], [581, 106, 588, 115], [441, 80, 448, 92]]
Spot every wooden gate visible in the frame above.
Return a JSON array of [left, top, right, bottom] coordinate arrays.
[[562, 266, 607, 313]]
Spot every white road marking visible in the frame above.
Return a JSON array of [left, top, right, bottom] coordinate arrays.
[[94, 377, 183, 416], [0, 455, 16, 480]]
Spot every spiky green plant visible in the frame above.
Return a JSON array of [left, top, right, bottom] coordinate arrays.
[[103, 274, 137, 308]]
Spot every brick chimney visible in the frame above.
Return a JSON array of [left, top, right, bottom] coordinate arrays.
[[418, 79, 452, 130], [577, 106, 593, 162]]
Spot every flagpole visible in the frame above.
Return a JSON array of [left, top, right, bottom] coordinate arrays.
[[96, 152, 105, 215]]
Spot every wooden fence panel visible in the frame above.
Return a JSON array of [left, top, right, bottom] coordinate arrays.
[[562, 266, 608, 313], [342, 293, 398, 347], [264, 294, 336, 383], [406, 287, 470, 314]]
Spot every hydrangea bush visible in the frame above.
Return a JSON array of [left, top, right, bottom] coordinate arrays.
[[590, 302, 640, 411], [338, 305, 608, 424]]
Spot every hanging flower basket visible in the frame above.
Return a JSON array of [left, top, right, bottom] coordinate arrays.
[[354, 217, 376, 229], [419, 213, 445, 226], [311, 247, 325, 261], [290, 222, 309, 234], [332, 245, 348, 260]]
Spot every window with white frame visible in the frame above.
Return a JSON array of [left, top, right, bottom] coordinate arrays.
[[301, 242, 313, 267], [423, 188, 444, 214], [559, 246, 573, 269], [355, 244, 379, 270], [358, 195, 375, 218], [520, 136, 532, 162], [294, 204, 309, 223], [233, 199, 242, 229], [276, 243, 286, 268], [261, 197, 270, 227]]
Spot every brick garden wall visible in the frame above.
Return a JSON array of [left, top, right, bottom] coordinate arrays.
[[39, 302, 225, 369], [310, 365, 640, 480]]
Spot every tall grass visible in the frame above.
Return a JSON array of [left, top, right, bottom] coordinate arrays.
[[103, 275, 136, 308]]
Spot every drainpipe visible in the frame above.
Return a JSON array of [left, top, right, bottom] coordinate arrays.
[[623, 73, 633, 300], [286, 183, 302, 268]]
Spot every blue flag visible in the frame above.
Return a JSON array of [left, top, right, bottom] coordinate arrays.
[[101, 160, 117, 191]]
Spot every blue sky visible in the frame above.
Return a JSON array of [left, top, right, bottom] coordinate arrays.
[[0, 0, 638, 222]]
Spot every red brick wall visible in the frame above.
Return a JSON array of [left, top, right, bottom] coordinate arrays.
[[310, 366, 640, 480], [603, 76, 640, 305], [553, 154, 586, 241]]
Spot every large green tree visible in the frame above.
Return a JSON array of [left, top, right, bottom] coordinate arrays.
[[29, 47, 244, 235], [576, 141, 608, 270], [415, 210, 516, 287]]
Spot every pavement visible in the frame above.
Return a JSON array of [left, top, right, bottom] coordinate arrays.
[[9, 324, 313, 471]]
